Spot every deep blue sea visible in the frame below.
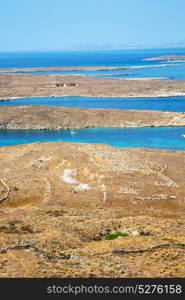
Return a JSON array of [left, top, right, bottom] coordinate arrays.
[[0, 48, 185, 69], [3, 63, 185, 80], [1, 127, 185, 150], [1, 96, 185, 112], [1, 48, 185, 80]]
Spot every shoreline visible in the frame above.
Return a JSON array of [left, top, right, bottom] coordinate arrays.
[[1, 92, 185, 101]]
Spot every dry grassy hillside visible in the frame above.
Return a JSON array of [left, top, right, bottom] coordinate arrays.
[[0, 142, 185, 277]]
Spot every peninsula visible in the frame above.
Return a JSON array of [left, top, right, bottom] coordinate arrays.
[[0, 106, 185, 129], [1, 73, 185, 100]]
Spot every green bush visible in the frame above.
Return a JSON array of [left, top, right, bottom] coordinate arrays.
[[104, 231, 129, 240]]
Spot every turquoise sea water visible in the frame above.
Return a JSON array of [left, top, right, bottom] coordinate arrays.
[[1, 96, 185, 112], [1, 127, 185, 150]]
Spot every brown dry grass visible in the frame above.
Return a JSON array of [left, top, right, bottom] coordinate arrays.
[[0, 142, 185, 277]]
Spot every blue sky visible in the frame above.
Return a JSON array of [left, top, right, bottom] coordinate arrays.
[[1, 0, 185, 51]]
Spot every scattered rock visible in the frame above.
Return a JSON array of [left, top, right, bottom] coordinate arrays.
[[44, 210, 66, 217], [72, 183, 90, 193]]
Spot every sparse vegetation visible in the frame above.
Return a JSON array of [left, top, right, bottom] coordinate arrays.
[[104, 231, 129, 240], [0, 142, 185, 277]]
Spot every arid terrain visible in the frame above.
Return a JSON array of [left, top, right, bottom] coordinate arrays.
[[1, 106, 185, 129], [0, 63, 177, 73], [0, 142, 185, 278], [1, 73, 185, 100]]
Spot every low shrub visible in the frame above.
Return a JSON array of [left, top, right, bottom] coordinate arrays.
[[104, 231, 129, 240]]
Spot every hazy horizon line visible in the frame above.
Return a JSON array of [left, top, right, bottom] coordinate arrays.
[[0, 46, 185, 53]]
